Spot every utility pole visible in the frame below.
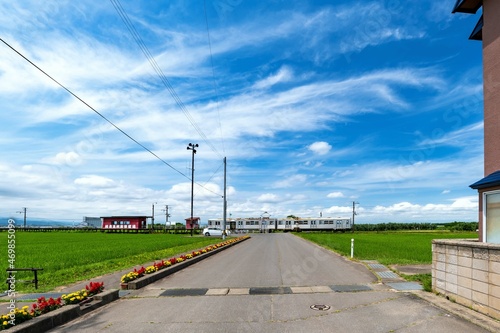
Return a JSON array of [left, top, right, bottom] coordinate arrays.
[[223, 157, 227, 239], [163, 205, 171, 228], [187, 143, 198, 237], [352, 201, 359, 232], [17, 207, 27, 228], [151, 203, 157, 230]]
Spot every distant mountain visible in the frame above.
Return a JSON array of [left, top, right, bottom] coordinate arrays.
[[0, 217, 74, 227]]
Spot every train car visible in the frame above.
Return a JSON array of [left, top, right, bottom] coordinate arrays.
[[207, 216, 352, 232]]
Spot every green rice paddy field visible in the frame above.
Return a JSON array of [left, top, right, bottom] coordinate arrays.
[[299, 231, 478, 265], [1, 231, 221, 292], [1, 230, 478, 293]]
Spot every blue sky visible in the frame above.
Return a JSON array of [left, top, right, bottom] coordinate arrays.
[[0, 0, 485, 224]]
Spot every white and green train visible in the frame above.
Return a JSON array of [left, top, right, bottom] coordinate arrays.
[[207, 217, 352, 232]]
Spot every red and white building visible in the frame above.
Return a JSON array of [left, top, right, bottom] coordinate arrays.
[[101, 216, 148, 230]]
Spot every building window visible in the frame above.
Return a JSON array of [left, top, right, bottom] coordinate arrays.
[[484, 191, 500, 243]]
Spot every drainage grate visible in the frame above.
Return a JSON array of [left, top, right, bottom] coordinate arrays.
[[310, 304, 330, 311], [249, 287, 292, 295], [376, 271, 400, 279], [368, 263, 387, 270]]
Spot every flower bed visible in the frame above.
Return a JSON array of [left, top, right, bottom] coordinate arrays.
[[1, 282, 105, 331], [124, 236, 250, 290]]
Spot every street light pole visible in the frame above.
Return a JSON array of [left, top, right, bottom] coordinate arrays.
[[187, 143, 198, 237]]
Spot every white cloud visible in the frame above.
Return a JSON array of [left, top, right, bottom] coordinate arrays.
[[308, 141, 332, 155], [364, 197, 478, 222], [253, 66, 294, 90], [417, 122, 483, 149], [257, 193, 280, 203], [325, 205, 353, 215], [53, 152, 82, 166], [273, 174, 307, 188], [74, 175, 115, 188], [327, 191, 344, 198]]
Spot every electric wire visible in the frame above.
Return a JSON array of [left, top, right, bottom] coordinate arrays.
[[1, 36, 225, 197], [110, 0, 223, 160], [194, 160, 224, 198], [0, 37, 189, 180]]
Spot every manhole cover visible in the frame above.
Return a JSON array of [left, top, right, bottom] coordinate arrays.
[[310, 304, 330, 311]]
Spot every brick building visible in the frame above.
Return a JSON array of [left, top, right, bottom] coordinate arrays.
[[455, 0, 500, 243]]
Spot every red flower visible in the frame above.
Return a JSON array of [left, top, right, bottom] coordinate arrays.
[[133, 267, 146, 276], [85, 282, 104, 296]]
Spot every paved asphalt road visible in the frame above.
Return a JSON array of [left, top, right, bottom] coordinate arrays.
[[49, 233, 491, 333]]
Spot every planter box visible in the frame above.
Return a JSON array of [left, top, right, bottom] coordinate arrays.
[[128, 236, 249, 290], [7, 289, 119, 333]]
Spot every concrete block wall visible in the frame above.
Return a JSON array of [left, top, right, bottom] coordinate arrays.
[[432, 239, 500, 319]]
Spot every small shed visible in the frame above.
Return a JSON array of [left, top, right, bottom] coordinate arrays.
[[101, 216, 147, 230], [185, 217, 200, 230]]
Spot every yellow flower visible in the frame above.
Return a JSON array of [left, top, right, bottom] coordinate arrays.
[[3, 321, 8, 326]]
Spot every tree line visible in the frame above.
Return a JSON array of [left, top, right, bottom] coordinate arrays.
[[353, 221, 478, 232]]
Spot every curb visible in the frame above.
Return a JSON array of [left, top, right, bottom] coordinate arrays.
[[7, 289, 119, 333], [128, 236, 250, 290]]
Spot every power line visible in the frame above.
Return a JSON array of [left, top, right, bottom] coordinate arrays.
[[194, 159, 224, 198], [110, 0, 223, 159], [0, 37, 188, 180]]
